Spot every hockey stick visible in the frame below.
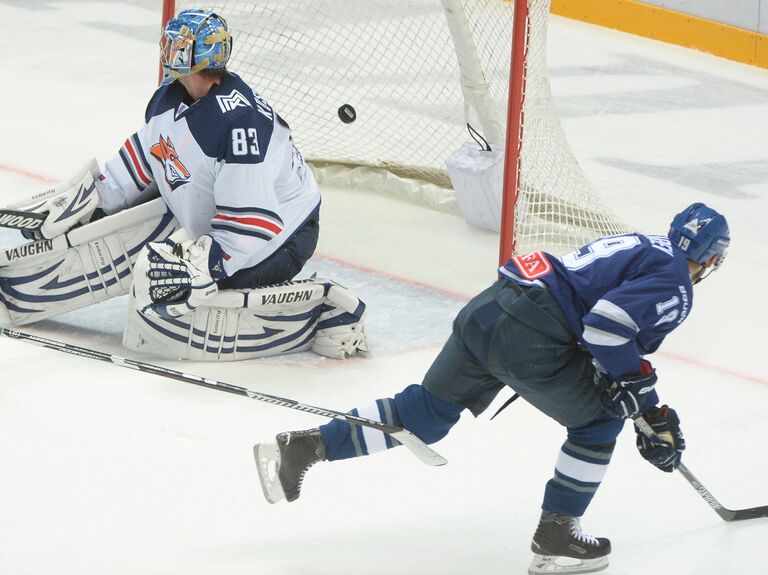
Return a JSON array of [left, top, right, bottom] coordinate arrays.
[[0, 328, 447, 467], [635, 416, 768, 521], [0, 208, 46, 232]]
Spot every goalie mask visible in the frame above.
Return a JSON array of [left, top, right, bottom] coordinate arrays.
[[668, 202, 730, 281], [161, 9, 232, 78]]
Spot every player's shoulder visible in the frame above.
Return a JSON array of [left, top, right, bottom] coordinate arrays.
[[192, 73, 277, 163], [205, 73, 275, 125], [561, 232, 686, 280], [632, 233, 691, 283], [636, 233, 683, 263], [144, 79, 187, 123]]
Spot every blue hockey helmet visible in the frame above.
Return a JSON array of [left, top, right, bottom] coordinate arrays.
[[668, 202, 730, 277], [161, 10, 232, 78]]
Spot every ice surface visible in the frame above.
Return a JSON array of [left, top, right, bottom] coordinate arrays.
[[1, 3, 767, 575]]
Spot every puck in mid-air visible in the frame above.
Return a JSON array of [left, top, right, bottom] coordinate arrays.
[[338, 104, 357, 124]]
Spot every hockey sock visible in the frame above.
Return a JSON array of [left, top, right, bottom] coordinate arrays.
[[542, 415, 624, 516], [320, 384, 463, 461]]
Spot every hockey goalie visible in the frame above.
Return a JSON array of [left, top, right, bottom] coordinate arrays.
[[0, 9, 367, 361]]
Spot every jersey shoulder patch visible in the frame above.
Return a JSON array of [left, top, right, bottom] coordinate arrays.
[[511, 251, 553, 279]]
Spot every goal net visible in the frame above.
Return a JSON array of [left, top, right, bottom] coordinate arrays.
[[167, 0, 631, 255]]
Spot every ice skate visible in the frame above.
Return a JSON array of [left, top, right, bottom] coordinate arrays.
[[254, 428, 326, 504], [528, 511, 610, 574]]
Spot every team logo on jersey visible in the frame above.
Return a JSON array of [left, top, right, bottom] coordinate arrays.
[[511, 251, 552, 279], [150, 135, 190, 190], [216, 89, 252, 113]]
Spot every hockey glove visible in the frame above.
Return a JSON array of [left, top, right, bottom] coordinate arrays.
[[15, 159, 102, 240], [134, 234, 226, 318], [634, 405, 685, 472], [595, 359, 657, 419]]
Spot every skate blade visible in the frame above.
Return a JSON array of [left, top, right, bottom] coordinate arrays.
[[528, 554, 609, 575], [253, 443, 286, 504]]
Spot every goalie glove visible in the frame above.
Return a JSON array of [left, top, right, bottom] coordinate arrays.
[[133, 234, 227, 318], [14, 159, 102, 240]]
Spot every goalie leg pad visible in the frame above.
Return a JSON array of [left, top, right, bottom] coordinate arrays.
[[0, 198, 177, 326], [123, 278, 368, 361], [124, 279, 327, 360]]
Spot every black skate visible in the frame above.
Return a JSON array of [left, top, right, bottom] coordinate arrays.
[[528, 511, 611, 574], [254, 429, 326, 504]]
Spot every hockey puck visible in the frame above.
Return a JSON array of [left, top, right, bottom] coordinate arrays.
[[338, 104, 356, 124]]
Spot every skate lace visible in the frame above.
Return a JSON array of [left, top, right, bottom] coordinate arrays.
[[290, 431, 322, 493], [569, 518, 599, 546], [296, 460, 317, 492]]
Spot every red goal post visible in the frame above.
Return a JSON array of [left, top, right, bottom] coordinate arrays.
[[159, 0, 630, 265]]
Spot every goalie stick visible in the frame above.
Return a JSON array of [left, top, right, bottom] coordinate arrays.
[[0, 328, 447, 467], [635, 415, 768, 522], [0, 208, 46, 232]]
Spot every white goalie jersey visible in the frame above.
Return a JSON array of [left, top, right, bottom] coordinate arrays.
[[97, 72, 320, 278]]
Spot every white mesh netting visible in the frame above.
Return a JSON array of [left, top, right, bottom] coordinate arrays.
[[514, 0, 631, 253], [173, 0, 630, 254]]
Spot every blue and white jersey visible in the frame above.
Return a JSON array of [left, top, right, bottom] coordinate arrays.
[[499, 234, 693, 379], [97, 72, 320, 277]]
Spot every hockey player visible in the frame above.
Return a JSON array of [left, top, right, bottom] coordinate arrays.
[[7, 9, 320, 317], [0, 10, 366, 360], [111, 9, 321, 308], [254, 203, 730, 574]]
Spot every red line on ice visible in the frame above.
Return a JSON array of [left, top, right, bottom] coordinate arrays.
[[315, 252, 473, 301], [0, 163, 58, 184], [657, 350, 768, 386]]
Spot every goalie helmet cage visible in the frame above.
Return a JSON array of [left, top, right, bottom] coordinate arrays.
[[160, 0, 631, 261]]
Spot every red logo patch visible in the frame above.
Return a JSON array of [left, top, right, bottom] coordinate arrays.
[[511, 252, 552, 280]]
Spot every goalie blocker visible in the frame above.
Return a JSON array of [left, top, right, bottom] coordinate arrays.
[[0, 197, 177, 326], [123, 276, 368, 361]]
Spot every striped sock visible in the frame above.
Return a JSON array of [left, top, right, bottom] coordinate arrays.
[[542, 439, 616, 517]]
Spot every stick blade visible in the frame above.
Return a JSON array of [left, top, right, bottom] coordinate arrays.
[[722, 505, 768, 522], [389, 429, 447, 466]]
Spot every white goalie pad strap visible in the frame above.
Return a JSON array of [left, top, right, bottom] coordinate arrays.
[[123, 278, 368, 361], [446, 141, 504, 232], [0, 198, 177, 326], [311, 283, 368, 359]]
